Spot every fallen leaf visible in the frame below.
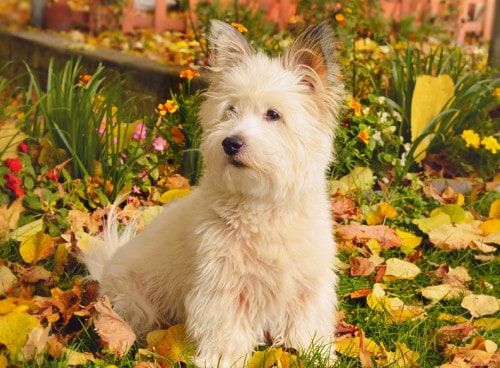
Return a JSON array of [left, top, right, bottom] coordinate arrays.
[[479, 218, 500, 235], [19, 231, 55, 264], [395, 229, 422, 255], [428, 222, 483, 250], [0, 197, 24, 240], [158, 189, 191, 204], [0, 266, 17, 296], [489, 199, 500, 218], [336, 224, 402, 249], [430, 204, 469, 224], [461, 294, 500, 317], [335, 335, 381, 359], [92, 295, 136, 357], [367, 283, 391, 312], [385, 343, 420, 368], [349, 256, 376, 276], [248, 347, 298, 368], [330, 167, 375, 195], [420, 284, 468, 302], [413, 212, 451, 233], [383, 258, 421, 281], [0, 311, 41, 357], [472, 317, 500, 330], [147, 324, 195, 368]]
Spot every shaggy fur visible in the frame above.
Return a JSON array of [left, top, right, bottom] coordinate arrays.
[[82, 20, 343, 368]]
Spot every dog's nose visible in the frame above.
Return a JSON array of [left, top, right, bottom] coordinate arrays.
[[222, 136, 244, 156]]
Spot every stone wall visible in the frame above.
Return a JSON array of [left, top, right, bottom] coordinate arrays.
[[0, 29, 206, 112]]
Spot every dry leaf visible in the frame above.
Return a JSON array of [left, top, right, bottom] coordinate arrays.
[[383, 258, 421, 281], [420, 284, 468, 302], [395, 229, 422, 255], [92, 295, 136, 357], [428, 222, 483, 250], [461, 294, 500, 317], [336, 224, 402, 249], [19, 232, 55, 264], [147, 324, 195, 368], [0, 266, 16, 296], [350, 256, 376, 277], [0, 311, 41, 356], [248, 347, 298, 368]]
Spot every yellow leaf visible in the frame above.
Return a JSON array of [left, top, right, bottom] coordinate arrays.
[[479, 219, 500, 236], [0, 122, 28, 160], [366, 238, 381, 255], [411, 74, 454, 162], [159, 189, 191, 204], [437, 313, 468, 324], [0, 198, 24, 241], [386, 343, 420, 368], [395, 229, 422, 255], [19, 232, 55, 264], [383, 258, 421, 281], [428, 221, 483, 250], [329, 167, 375, 195], [412, 212, 451, 233], [147, 324, 195, 367], [367, 283, 391, 312], [489, 199, 500, 219], [461, 294, 500, 317], [0, 354, 7, 368], [0, 311, 41, 357], [248, 347, 297, 368], [473, 317, 500, 330], [335, 336, 381, 358], [430, 204, 468, 224]]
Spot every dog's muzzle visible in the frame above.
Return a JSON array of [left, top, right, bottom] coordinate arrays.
[[222, 136, 245, 167]]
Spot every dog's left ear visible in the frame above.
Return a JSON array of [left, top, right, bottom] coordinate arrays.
[[208, 20, 253, 71], [284, 22, 337, 91]]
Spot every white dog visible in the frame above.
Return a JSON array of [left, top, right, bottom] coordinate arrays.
[[83, 20, 343, 367]]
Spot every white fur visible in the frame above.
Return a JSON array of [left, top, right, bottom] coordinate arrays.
[[82, 20, 343, 368]]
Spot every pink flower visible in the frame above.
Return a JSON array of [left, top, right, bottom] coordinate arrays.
[[133, 122, 147, 141], [132, 185, 142, 194], [153, 137, 168, 152], [5, 158, 23, 173]]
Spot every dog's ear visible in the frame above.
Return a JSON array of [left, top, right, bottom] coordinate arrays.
[[208, 20, 252, 70], [284, 22, 337, 91]]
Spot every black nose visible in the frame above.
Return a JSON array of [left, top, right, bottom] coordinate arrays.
[[222, 136, 244, 156]]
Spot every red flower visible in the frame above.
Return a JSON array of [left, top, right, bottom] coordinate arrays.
[[46, 171, 58, 182], [18, 142, 29, 153], [4, 173, 24, 197], [5, 158, 23, 173]]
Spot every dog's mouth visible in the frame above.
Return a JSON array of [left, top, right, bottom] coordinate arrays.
[[227, 156, 246, 168]]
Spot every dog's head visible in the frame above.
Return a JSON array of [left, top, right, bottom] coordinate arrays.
[[199, 20, 343, 201]]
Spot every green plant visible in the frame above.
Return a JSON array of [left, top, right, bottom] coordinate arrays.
[[155, 69, 204, 185]]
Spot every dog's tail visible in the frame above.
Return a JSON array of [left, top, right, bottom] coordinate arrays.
[[80, 201, 138, 283]]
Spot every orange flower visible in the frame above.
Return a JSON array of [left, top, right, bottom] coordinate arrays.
[[348, 97, 362, 116], [77, 74, 92, 87], [180, 69, 200, 80], [358, 129, 370, 144], [231, 22, 248, 33], [171, 126, 185, 144], [158, 99, 179, 116]]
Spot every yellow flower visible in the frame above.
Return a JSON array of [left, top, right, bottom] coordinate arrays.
[[493, 88, 500, 97], [180, 69, 200, 80], [348, 97, 362, 117], [158, 99, 179, 116], [481, 135, 500, 154], [335, 13, 346, 23], [460, 129, 480, 149], [230, 22, 248, 33], [358, 128, 370, 144]]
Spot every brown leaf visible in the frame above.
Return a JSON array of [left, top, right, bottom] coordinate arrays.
[[92, 295, 136, 357], [336, 224, 402, 249], [349, 256, 376, 276], [331, 197, 361, 221]]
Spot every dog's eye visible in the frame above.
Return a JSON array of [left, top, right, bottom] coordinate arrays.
[[265, 109, 281, 122], [226, 106, 237, 118]]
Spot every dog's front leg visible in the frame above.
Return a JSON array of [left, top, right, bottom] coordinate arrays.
[[186, 285, 258, 368]]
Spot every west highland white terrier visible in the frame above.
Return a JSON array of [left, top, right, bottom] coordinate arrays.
[[83, 20, 343, 367]]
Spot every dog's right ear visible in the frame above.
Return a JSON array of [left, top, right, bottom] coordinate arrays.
[[208, 20, 252, 70]]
